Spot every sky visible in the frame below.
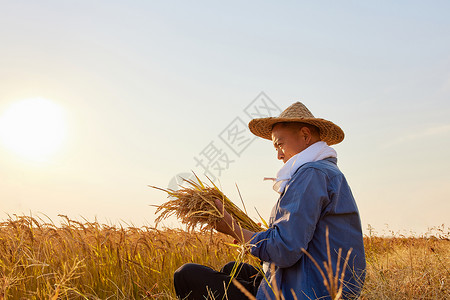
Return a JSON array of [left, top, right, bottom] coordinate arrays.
[[0, 1, 449, 236]]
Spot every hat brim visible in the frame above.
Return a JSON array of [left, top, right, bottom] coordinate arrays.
[[248, 117, 345, 146]]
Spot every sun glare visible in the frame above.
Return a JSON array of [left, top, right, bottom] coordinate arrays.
[[0, 98, 67, 162]]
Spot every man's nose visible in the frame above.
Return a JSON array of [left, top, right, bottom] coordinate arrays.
[[277, 149, 284, 161]]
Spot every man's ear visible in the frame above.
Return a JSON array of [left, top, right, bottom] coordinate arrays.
[[300, 127, 311, 143]]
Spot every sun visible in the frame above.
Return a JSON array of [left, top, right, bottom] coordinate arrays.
[[0, 98, 67, 162]]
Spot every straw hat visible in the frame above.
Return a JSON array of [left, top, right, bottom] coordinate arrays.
[[248, 102, 344, 145]]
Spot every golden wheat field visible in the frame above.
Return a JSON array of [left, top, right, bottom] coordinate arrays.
[[0, 215, 448, 299]]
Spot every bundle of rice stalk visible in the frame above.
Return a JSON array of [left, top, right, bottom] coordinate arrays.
[[150, 174, 263, 233]]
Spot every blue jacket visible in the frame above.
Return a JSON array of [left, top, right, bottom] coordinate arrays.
[[250, 158, 366, 300]]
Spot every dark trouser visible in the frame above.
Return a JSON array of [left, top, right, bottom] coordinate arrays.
[[174, 262, 262, 300]]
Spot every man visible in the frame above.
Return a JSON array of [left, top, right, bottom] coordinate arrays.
[[174, 102, 366, 299]]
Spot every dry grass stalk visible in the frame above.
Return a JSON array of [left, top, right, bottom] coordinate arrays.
[[150, 174, 263, 233], [232, 279, 256, 300], [301, 227, 353, 300]]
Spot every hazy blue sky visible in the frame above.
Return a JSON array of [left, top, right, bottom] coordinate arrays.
[[1, 1, 449, 235]]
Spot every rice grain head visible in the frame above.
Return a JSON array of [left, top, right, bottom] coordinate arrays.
[[150, 174, 262, 233]]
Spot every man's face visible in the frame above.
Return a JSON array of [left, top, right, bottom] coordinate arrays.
[[271, 123, 309, 163]]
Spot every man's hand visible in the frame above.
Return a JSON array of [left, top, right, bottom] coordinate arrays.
[[212, 198, 255, 243], [212, 198, 238, 236]]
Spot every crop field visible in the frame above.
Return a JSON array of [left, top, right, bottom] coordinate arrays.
[[0, 215, 448, 299]]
